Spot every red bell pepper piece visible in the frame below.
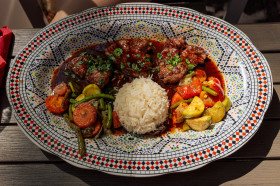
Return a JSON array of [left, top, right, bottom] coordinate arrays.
[[177, 77, 202, 99], [171, 92, 184, 106], [194, 69, 207, 82]]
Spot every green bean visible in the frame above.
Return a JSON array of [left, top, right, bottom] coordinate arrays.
[[62, 88, 72, 106], [69, 98, 77, 104], [68, 81, 82, 94], [99, 98, 105, 111], [102, 110, 112, 136], [68, 104, 73, 121], [176, 116, 185, 122], [63, 114, 79, 131], [73, 94, 115, 107], [106, 102, 113, 129], [170, 98, 193, 110], [77, 129, 85, 157], [202, 86, 218, 96], [63, 113, 85, 157], [102, 111, 108, 127]]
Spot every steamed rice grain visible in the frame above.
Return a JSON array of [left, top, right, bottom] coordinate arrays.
[[114, 77, 169, 134]]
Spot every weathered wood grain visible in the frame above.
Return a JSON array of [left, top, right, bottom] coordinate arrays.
[[263, 53, 280, 83], [10, 23, 280, 57], [0, 126, 61, 162], [0, 160, 279, 185]]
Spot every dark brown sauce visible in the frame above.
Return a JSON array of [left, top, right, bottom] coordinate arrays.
[[51, 40, 225, 135]]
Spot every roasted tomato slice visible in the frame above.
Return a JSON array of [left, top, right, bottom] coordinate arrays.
[[46, 95, 68, 114], [176, 85, 197, 100], [190, 76, 202, 94], [194, 69, 207, 82], [177, 76, 202, 100], [53, 82, 68, 96], [171, 92, 184, 106]]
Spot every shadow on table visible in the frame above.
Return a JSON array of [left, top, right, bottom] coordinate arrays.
[[0, 34, 15, 132], [42, 88, 280, 185]]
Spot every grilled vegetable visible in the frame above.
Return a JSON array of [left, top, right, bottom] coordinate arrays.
[[92, 119, 102, 136], [202, 85, 218, 96], [170, 98, 193, 110], [185, 115, 212, 131], [73, 94, 115, 107], [113, 111, 121, 129], [171, 92, 184, 106], [183, 96, 205, 119], [105, 102, 113, 129], [63, 114, 85, 157], [194, 69, 207, 82], [203, 101, 225, 123], [222, 96, 232, 112], [73, 102, 97, 128], [82, 84, 101, 97], [53, 82, 68, 96], [46, 95, 68, 114]]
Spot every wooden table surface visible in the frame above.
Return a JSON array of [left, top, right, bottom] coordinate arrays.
[[1, 23, 280, 185]]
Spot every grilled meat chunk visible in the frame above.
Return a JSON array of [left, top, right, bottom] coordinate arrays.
[[158, 36, 187, 84], [180, 45, 207, 65], [85, 69, 111, 88], [105, 38, 153, 78], [157, 36, 207, 84], [67, 56, 88, 78], [164, 35, 186, 48]]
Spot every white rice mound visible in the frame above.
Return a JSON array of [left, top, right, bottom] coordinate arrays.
[[114, 77, 169, 134]]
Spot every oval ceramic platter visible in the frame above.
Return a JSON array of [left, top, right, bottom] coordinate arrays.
[[7, 3, 272, 176]]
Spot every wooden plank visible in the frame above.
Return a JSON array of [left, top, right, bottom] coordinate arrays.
[[263, 53, 280, 83], [10, 24, 280, 56], [0, 160, 279, 185], [11, 29, 40, 57], [0, 117, 279, 162], [236, 23, 280, 52], [0, 126, 61, 162]]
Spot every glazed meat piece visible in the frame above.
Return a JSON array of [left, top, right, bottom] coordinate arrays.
[[164, 35, 186, 48], [67, 56, 88, 78], [130, 38, 151, 54], [158, 48, 187, 84], [116, 39, 130, 53], [180, 45, 207, 65], [85, 69, 111, 88], [121, 53, 152, 78], [159, 63, 187, 84], [157, 36, 207, 84], [104, 42, 127, 66], [105, 38, 153, 78], [83, 55, 113, 88], [157, 36, 187, 84]]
